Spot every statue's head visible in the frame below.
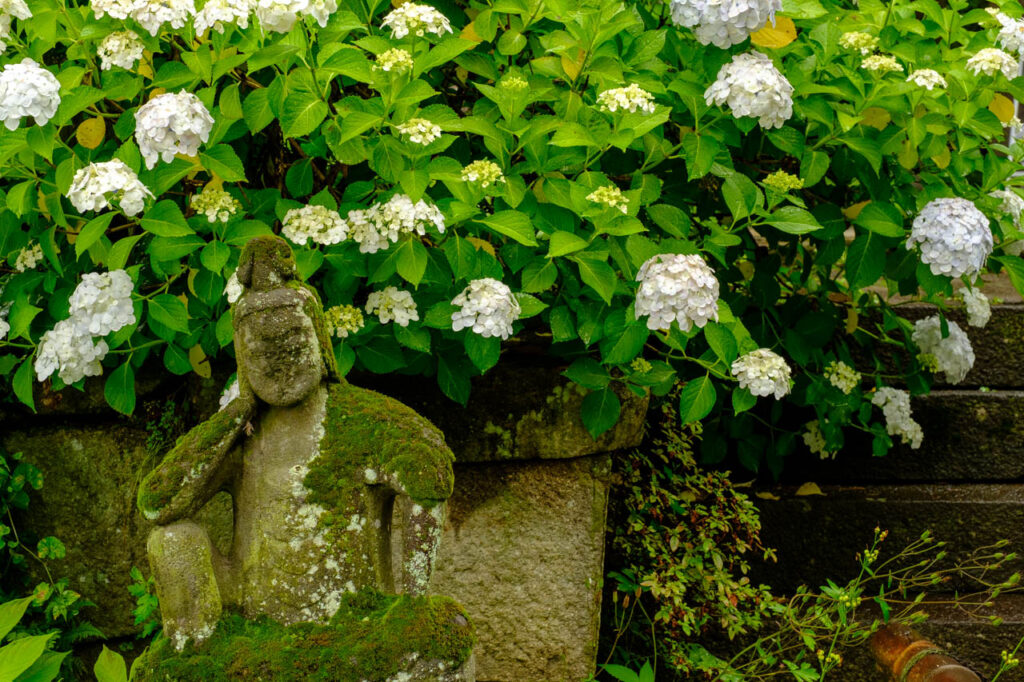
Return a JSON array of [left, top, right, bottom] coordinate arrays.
[[232, 236, 340, 406]]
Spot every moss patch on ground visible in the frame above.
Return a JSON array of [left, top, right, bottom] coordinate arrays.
[[133, 589, 474, 682]]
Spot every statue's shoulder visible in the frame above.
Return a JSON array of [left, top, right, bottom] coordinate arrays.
[[323, 382, 448, 454]]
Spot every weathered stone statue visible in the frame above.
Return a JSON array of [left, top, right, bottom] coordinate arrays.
[[133, 235, 474, 681]]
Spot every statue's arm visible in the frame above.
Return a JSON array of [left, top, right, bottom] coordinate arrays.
[[137, 393, 257, 525]]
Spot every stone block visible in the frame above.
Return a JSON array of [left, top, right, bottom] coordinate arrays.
[[429, 454, 613, 682]]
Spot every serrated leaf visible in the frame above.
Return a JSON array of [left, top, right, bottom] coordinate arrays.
[[75, 212, 116, 258], [678, 375, 716, 424], [76, 117, 106, 149], [200, 144, 247, 182], [476, 211, 537, 246], [581, 387, 621, 439], [148, 294, 190, 333], [547, 231, 588, 258], [142, 201, 194, 237], [563, 357, 610, 390], [750, 16, 797, 47], [93, 645, 128, 682], [104, 362, 136, 415]]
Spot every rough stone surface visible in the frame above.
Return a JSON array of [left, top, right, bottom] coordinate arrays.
[[785, 390, 1024, 483], [750, 484, 1024, 594], [428, 454, 612, 682], [362, 363, 648, 463]]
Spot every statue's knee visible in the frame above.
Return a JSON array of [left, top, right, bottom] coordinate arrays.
[[147, 522, 216, 577]]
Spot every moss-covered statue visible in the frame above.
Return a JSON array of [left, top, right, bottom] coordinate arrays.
[[133, 236, 475, 681]]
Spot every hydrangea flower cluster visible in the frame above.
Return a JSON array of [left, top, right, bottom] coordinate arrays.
[[704, 51, 793, 130], [89, 0, 136, 20], [0, 59, 60, 130], [365, 286, 419, 326], [195, 0, 253, 34], [991, 188, 1024, 228], [803, 421, 835, 460], [254, 0, 302, 32], [127, 0, 196, 36], [324, 304, 364, 338], [381, 3, 452, 39], [135, 91, 214, 169], [461, 160, 504, 188], [634, 254, 720, 332], [191, 186, 240, 223], [596, 84, 655, 114], [67, 160, 154, 217], [871, 387, 923, 449], [967, 48, 1019, 79], [586, 185, 629, 214], [911, 315, 975, 384], [668, 0, 781, 49], [906, 69, 947, 90], [224, 271, 243, 304], [0, 302, 10, 340], [374, 48, 414, 73], [732, 348, 791, 399], [35, 270, 136, 384], [397, 118, 441, 145], [861, 54, 903, 73], [839, 31, 878, 55], [347, 194, 445, 254], [763, 170, 803, 193], [97, 30, 145, 71], [960, 287, 991, 328], [501, 75, 528, 91], [823, 360, 861, 394], [14, 242, 42, 272], [907, 197, 992, 279], [0, 0, 31, 54], [281, 205, 349, 246], [996, 12, 1024, 55], [451, 278, 520, 339]]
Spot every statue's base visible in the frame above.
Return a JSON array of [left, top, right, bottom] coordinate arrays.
[[132, 590, 475, 681]]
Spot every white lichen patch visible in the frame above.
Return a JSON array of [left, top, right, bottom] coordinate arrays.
[[346, 514, 366, 532], [364, 467, 378, 483]]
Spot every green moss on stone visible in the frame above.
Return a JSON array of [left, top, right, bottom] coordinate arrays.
[[133, 589, 474, 682]]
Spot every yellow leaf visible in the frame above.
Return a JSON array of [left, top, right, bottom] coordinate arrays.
[[189, 344, 212, 378], [795, 482, 825, 497], [860, 107, 891, 131], [466, 236, 496, 256], [931, 146, 951, 169], [755, 491, 781, 501], [897, 138, 918, 169], [187, 268, 199, 296], [842, 201, 869, 220], [561, 49, 585, 80], [137, 52, 154, 80], [460, 20, 482, 44], [750, 16, 797, 48], [76, 117, 106, 150], [989, 93, 1016, 123], [148, 88, 167, 100]]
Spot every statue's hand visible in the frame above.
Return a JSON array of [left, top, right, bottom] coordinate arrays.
[[138, 393, 257, 524]]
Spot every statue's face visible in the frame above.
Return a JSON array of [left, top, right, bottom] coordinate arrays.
[[236, 302, 324, 407]]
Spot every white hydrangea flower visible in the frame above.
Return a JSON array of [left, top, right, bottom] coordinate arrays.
[[0, 302, 10, 340], [135, 91, 215, 169], [596, 84, 655, 114], [704, 51, 793, 130], [991, 188, 1024, 228], [34, 319, 109, 384], [218, 378, 239, 410], [381, 3, 452, 39], [451, 278, 520, 340], [68, 270, 137, 337], [669, 0, 781, 49], [91, 0, 134, 20], [996, 12, 1024, 56], [967, 48, 1019, 79], [871, 387, 923, 449], [960, 287, 991, 328], [191, 186, 240, 223], [303, 0, 337, 26], [374, 48, 414, 73], [634, 254, 719, 332], [397, 118, 441, 145], [906, 69, 947, 90], [67, 160, 154, 217], [0, 0, 31, 54], [587, 185, 629, 214], [98, 30, 145, 71], [1006, 116, 1024, 135], [254, 0, 300, 32], [839, 31, 878, 55], [803, 421, 835, 460], [823, 360, 860, 394], [131, 0, 196, 36], [14, 242, 43, 272], [907, 197, 992, 279], [225, 271, 243, 303], [347, 194, 445, 254], [911, 315, 974, 384], [731, 348, 791, 399], [195, 0, 253, 33], [0, 59, 60, 130], [861, 54, 903, 73], [325, 304, 364, 338], [365, 286, 419, 326], [461, 160, 504, 188], [281, 204, 349, 246]]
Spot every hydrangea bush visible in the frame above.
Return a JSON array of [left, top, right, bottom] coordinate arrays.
[[1, 0, 1023, 472]]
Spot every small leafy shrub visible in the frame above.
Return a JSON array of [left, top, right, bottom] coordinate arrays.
[[128, 566, 161, 639]]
